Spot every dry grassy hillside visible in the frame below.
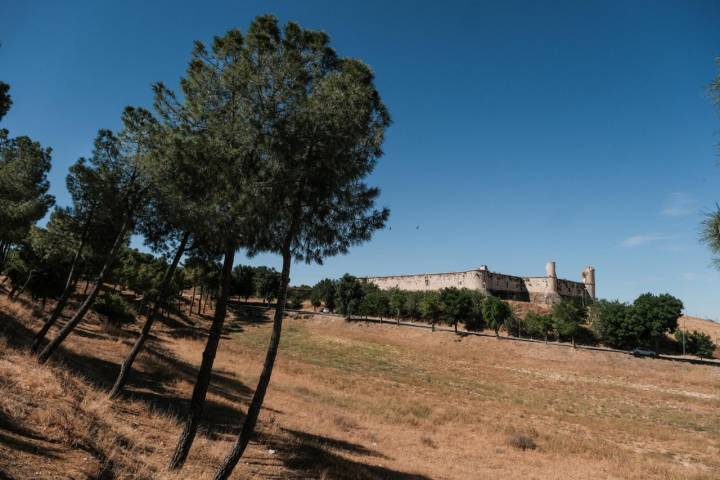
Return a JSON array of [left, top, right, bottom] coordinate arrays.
[[681, 315, 720, 340], [1, 294, 719, 479]]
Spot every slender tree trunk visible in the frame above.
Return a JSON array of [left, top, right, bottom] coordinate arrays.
[[37, 219, 128, 364], [83, 279, 90, 296], [189, 284, 196, 314], [32, 230, 89, 352], [168, 245, 235, 470], [109, 232, 189, 399], [197, 285, 204, 315], [0, 242, 8, 277], [213, 242, 292, 480], [11, 270, 35, 299]]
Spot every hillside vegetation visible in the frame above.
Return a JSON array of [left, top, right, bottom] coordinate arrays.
[[1, 294, 718, 480]]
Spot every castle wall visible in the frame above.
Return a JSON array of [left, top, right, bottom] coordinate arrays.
[[363, 263, 594, 305], [365, 270, 484, 292]]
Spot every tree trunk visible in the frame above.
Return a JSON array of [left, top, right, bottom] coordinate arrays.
[[37, 219, 128, 364], [544, 332, 548, 344], [109, 232, 189, 399], [168, 245, 235, 470], [83, 279, 90, 296], [11, 270, 35, 299], [32, 230, 89, 352], [213, 241, 292, 480], [189, 284, 196, 314]]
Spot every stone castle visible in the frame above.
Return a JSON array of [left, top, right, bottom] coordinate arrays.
[[363, 262, 595, 305]]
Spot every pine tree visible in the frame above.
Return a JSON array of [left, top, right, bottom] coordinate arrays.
[[213, 16, 390, 479], [37, 108, 154, 363]]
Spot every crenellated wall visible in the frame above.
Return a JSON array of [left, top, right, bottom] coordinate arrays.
[[362, 262, 595, 305]]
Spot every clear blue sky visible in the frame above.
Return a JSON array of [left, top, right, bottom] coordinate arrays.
[[3, 1, 720, 318]]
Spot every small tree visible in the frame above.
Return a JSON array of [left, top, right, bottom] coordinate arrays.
[[525, 312, 554, 343], [552, 300, 585, 347], [389, 288, 407, 324], [254, 266, 281, 306], [312, 278, 337, 312], [419, 291, 442, 331], [482, 296, 512, 337], [231, 265, 255, 302], [629, 293, 683, 352], [675, 329, 716, 358], [335, 274, 365, 318], [37, 109, 154, 364], [439, 287, 473, 333]]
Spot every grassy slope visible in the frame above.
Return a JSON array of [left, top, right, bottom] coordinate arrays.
[[1, 295, 719, 479]]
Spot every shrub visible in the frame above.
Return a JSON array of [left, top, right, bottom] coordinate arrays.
[[506, 433, 536, 451], [551, 300, 586, 346], [482, 296, 512, 337], [675, 329, 717, 358], [288, 294, 304, 310], [93, 292, 135, 327], [526, 312, 553, 341]]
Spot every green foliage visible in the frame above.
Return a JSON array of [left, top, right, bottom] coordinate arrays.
[[115, 248, 167, 296], [482, 296, 512, 335], [253, 266, 281, 304], [359, 288, 390, 318], [589, 300, 635, 347], [0, 81, 11, 122], [335, 274, 364, 316], [630, 293, 683, 349], [419, 291, 442, 325], [231, 265, 256, 300], [312, 278, 337, 312], [288, 294, 304, 310], [525, 312, 554, 340], [552, 300, 586, 342], [389, 288, 407, 318], [675, 329, 716, 358], [438, 288, 477, 331], [94, 291, 136, 326], [0, 129, 54, 251]]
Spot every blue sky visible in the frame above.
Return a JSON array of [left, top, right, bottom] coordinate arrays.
[[2, 1, 720, 318]]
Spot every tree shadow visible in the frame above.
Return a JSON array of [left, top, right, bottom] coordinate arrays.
[[260, 428, 431, 480]]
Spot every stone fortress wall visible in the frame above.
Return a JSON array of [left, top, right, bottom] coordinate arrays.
[[362, 262, 595, 305]]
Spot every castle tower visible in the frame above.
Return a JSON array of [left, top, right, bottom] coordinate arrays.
[[582, 266, 596, 301], [545, 261, 561, 303]]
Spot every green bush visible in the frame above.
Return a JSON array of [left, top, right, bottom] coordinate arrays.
[[482, 296, 512, 336], [675, 329, 716, 358], [94, 292, 136, 326]]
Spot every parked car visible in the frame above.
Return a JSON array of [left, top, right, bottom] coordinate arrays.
[[321, 307, 330, 313], [631, 347, 658, 358]]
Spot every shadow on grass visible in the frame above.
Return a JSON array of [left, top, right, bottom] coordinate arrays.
[[260, 428, 431, 480], [2, 300, 431, 479]]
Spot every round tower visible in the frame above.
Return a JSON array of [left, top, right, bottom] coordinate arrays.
[[582, 266, 596, 301], [546, 261, 558, 293]]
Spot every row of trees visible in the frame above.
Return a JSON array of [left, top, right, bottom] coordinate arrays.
[[1, 15, 390, 478], [306, 275, 706, 355]]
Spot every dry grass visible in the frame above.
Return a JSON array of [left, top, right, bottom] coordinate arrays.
[[1, 292, 719, 479]]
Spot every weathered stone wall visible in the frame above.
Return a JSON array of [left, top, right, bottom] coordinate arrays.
[[365, 270, 484, 292], [363, 263, 595, 305]]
